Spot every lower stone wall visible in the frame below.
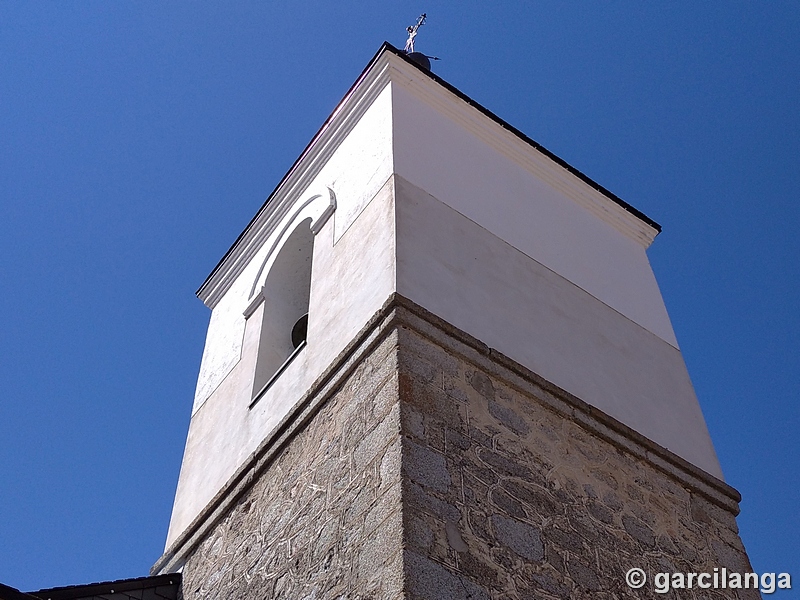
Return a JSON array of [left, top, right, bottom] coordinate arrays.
[[167, 298, 756, 599], [397, 322, 757, 600], [179, 333, 404, 599]]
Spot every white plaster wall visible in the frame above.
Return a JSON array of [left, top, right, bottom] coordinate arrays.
[[166, 87, 396, 546], [167, 180, 396, 547], [190, 84, 393, 415], [391, 83, 678, 349], [327, 84, 393, 242], [191, 289, 246, 413], [395, 176, 722, 478]]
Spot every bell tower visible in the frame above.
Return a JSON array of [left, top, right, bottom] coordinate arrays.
[[154, 43, 757, 598]]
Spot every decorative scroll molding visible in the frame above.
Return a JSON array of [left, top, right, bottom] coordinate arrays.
[[247, 187, 336, 301]]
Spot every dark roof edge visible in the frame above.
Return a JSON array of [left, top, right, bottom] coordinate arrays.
[[198, 42, 660, 297], [0, 583, 41, 600], [381, 43, 661, 233], [29, 573, 181, 599]]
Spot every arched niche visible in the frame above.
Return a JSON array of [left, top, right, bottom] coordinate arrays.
[[251, 218, 314, 401], [243, 187, 336, 404]]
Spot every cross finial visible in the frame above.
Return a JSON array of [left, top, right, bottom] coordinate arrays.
[[404, 13, 427, 53]]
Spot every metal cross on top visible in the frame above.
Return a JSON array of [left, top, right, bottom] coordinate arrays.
[[404, 13, 427, 53]]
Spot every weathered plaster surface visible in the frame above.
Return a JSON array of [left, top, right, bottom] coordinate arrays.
[[395, 176, 721, 479], [166, 175, 396, 548], [191, 83, 393, 413], [391, 81, 678, 349], [328, 83, 393, 242]]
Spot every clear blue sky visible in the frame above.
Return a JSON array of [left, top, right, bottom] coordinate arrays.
[[1, 1, 797, 592]]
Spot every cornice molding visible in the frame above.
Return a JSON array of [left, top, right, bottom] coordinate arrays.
[[197, 45, 660, 309]]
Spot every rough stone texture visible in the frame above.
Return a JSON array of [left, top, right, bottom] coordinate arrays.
[[173, 302, 757, 599], [180, 333, 404, 600], [397, 324, 758, 600]]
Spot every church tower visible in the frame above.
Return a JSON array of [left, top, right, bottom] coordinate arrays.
[[153, 44, 757, 598]]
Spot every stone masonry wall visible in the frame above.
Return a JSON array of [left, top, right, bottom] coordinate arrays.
[[397, 323, 757, 600], [179, 332, 404, 599], [170, 299, 755, 600]]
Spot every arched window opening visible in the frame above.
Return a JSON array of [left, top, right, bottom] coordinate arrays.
[[251, 218, 314, 402]]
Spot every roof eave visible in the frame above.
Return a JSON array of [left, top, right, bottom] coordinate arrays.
[[197, 42, 661, 306]]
